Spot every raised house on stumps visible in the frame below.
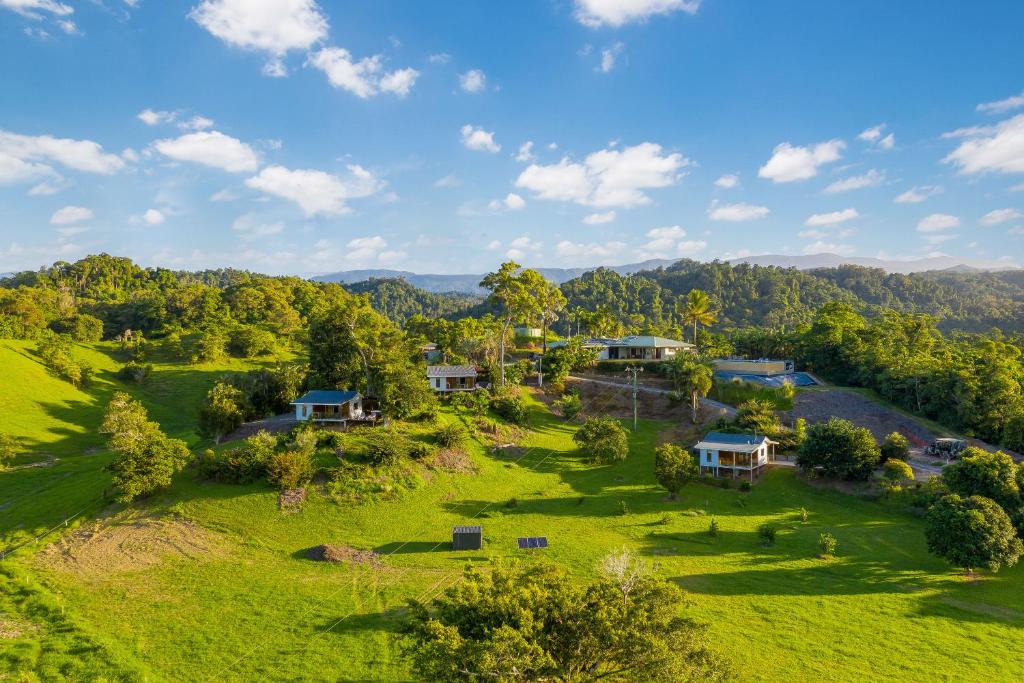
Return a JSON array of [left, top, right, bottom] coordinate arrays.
[[693, 431, 776, 481], [427, 365, 478, 392]]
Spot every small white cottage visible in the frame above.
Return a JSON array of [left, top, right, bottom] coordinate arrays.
[[693, 431, 776, 480], [291, 390, 363, 422], [427, 365, 478, 392]]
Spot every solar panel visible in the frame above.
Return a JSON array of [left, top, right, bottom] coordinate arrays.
[[516, 536, 548, 549]]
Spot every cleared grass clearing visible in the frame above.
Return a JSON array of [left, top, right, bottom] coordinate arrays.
[[3, 342, 1024, 681]]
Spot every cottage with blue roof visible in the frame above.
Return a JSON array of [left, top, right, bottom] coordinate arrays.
[[291, 390, 363, 423], [693, 431, 777, 481]]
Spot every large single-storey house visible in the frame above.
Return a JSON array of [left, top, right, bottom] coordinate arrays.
[[693, 431, 777, 480], [514, 325, 543, 338], [292, 390, 363, 423], [427, 365, 478, 392], [713, 358, 795, 376], [606, 335, 693, 360]]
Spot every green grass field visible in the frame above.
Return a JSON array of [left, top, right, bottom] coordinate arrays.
[[2, 339, 1024, 681]]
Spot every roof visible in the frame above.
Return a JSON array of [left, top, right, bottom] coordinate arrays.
[[611, 335, 692, 349], [453, 525, 482, 533], [292, 390, 360, 405], [427, 365, 478, 378], [421, 342, 438, 350], [704, 431, 770, 445], [694, 431, 774, 452]]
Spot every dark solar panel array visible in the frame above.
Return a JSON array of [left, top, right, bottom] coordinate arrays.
[[516, 537, 548, 549]]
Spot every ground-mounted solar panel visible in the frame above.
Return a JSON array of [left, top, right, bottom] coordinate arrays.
[[516, 536, 548, 549]]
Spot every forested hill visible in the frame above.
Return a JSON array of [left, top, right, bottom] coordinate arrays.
[[554, 261, 1024, 333], [343, 278, 481, 321]]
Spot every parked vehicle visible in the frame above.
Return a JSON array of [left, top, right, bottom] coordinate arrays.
[[924, 438, 967, 460]]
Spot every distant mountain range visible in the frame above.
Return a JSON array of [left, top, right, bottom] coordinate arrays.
[[313, 253, 1018, 294]]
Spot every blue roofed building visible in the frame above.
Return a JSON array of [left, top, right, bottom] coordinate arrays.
[[693, 431, 777, 480], [291, 390, 363, 423]]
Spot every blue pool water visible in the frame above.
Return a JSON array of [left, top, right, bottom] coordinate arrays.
[[714, 371, 819, 387]]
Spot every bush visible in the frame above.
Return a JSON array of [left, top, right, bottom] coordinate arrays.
[[196, 431, 277, 484], [796, 418, 881, 481], [408, 441, 436, 460], [364, 430, 409, 466], [654, 443, 699, 499], [708, 518, 719, 537], [435, 424, 467, 449], [618, 500, 630, 515], [941, 447, 1021, 510], [572, 416, 629, 463], [191, 329, 228, 364], [0, 433, 20, 469], [50, 313, 104, 342], [267, 449, 314, 490], [818, 532, 838, 556], [880, 432, 910, 462], [758, 524, 777, 546], [229, 326, 277, 357], [739, 481, 752, 492], [492, 392, 529, 425], [882, 459, 914, 486], [37, 333, 93, 388], [197, 382, 249, 443], [116, 361, 153, 384], [800, 507, 809, 523], [553, 392, 582, 420]]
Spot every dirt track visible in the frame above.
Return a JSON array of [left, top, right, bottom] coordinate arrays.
[[784, 388, 936, 447]]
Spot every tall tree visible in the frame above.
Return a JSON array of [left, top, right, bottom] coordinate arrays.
[[925, 494, 1023, 574], [479, 262, 538, 386], [521, 269, 567, 356], [668, 355, 713, 423], [680, 289, 718, 346]]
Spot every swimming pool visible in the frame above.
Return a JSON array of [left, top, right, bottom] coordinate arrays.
[[714, 371, 819, 387]]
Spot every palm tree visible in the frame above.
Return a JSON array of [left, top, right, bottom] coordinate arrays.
[[668, 356, 714, 424], [681, 289, 718, 347]]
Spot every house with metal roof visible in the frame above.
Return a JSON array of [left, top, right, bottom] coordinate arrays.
[[606, 335, 694, 361], [427, 365, 478, 392], [693, 431, 777, 480], [291, 390, 363, 423]]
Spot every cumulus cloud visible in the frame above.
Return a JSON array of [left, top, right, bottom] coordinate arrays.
[[0, 130, 124, 186], [573, 0, 701, 28], [805, 208, 858, 226], [190, 0, 328, 77], [142, 208, 165, 225], [714, 173, 739, 189], [516, 141, 535, 163], [516, 142, 689, 208], [245, 163, 383, 216], [858, 124, 894, 150], [758, 139, 845, 183], [460, 124, 500, 153], [977, 90, 1024, 115], [488, 193, 526, 211], [154, 131, 260, 172], [138, 109, 175, 126], [980, 208, 1023, 226], [634, 225, 706, 259], [583, 211, 616, 224], [944, 114, 1024, 175], [556, 239, 628, 263], [894, 185, 942, 203], [232, 212, 282, 239], [180, 115, 215, 131], [459, 69, 486, 93], [50, 205, 92, 225], [428, 53, 450, 65], [308, 47, 419, 98], [823, 168, 885, 194], [917, 213, 960, 232], [599, 42, 624, 73], [505, 234, 542, 260], [340, 235, 405, 266], [1, 0, 72, 19], [802, 240, 855, 256], [707, 200, 769, 222]]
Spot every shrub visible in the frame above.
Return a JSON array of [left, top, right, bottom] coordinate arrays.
[[882, 459, 914, 486], [435, 424, 467, 449], [739, 481, 752, 492], [116, 361, 153, 384], [708, 518, 719, 537], [796, 418, 881, 481], [818, 532, 838, 556], [654, 443, 699, 499], [758, 524, 777, 546], [408, 441, 436, 460], [720, 477, 731, 489], [267, 449, 314, 490], [229, 326, 277, 357], [572, 416, 629, 463], [364, 430, 409, 466], [197, 382, 250, 443], [190, 329, 228, 364], [492, 392, 529, 425], [880, 432, 910, 462], [941, 447, 1021, 510], [37, 333, 93, 387], [618, 500, 630, 515], [800, 507, 809, 523], [553, 393, 583, 420], [197, 431, 277, 484], [50, 313, 104, 342], [0, 433, 20, 469]]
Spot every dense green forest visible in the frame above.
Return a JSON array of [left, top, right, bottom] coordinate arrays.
[[344, 277, 481, 321]]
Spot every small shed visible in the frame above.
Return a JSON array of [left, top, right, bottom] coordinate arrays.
[[452, 525, 483, 550]]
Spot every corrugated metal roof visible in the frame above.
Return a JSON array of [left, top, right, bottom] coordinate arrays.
[[612, 335, 692, 348], [292, 390, 360, 405], [427, 365, 478, 378], [453, 525, 482, 533], [703, 431, 769, 445]]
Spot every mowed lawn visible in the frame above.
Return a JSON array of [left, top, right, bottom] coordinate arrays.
[[3, 341, 1024, 681]]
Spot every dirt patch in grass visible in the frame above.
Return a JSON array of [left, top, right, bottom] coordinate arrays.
[[278, 487, 307, 511], [491, 444, 526, 460], [427, 448, 477, 474], [657, 423, 702, 447], [37, 515, 226, 579], [566, 377, 687, 421], [0, 616, 38, 639], [307, 544, 382, 568]]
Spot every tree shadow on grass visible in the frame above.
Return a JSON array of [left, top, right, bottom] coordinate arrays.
[[374, 540, 452, 554]]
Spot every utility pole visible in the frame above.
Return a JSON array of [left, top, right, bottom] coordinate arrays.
[[624, 366, 643, 432]]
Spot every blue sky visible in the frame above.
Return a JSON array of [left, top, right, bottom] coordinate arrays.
[[1, 0, 1023, 275]]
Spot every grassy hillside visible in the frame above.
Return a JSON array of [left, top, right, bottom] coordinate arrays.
[[3, 377, 1024, 681]]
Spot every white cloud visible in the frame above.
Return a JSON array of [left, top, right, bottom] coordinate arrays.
[[823, 168, 885, 194], [0, 0, 72, 19], [707, 200, 769, 222], [459, 69, 486, 93], [488, 193, 526, 211], [180, 115, 215, 131], [980, 208, 1023, 226], [308, 47, 419, 98], [805, 208, 859, 226], [917, 213, 960, 232], [877, 133, 895, 150], [941, 124, 997, 139], [583, 211, 616, 224], [944, 114, 1024, 175], [27, 179, 64, 195], [190, 0, 328, 77], [428, 53, 450, 65], [573, 0, 701, 28], [460, 124, 500, 153], [505, 234, 542, 260], [977, 90, 1024, 115], [486, 239, 501, 250], [894, 185, 942, 203], [516, 141, 535, 163], [50, 205, 92, 225], [232, 212, 282, 238], [714, 173, 739, 189], [516, 142, 689, 208], [556, 239, 628, 262], [379, 68, 420, 97], [245, 164, 383, 216], [154, 131, 260, 172], [758, 139, 845, 183], [633, 225, 705, 259], [802, 240, 855, 256], [341, 235, 405, 266], [210, 188, 238, 201], [142, 208, 165, 225], [798, 229, 826, 240], [599, 42, 624, 73], [433, 174, 460, 188], [0, 130, 124, 184], [923, 233, 958, 245], [138, 109, 174, 126], [858, 124, 884, 143]]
